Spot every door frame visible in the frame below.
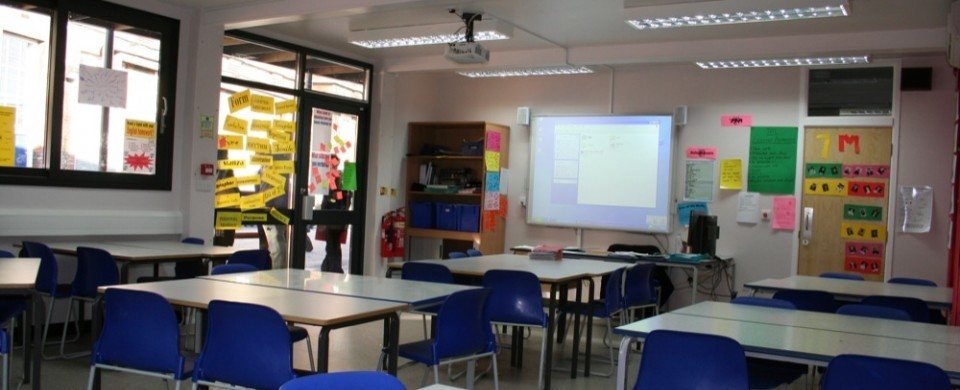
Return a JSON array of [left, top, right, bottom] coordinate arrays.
[[791, 59, 902, 280]]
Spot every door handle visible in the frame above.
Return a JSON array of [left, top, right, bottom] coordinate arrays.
[[801, 207, 814, 244], [302, 195, 315, 220]]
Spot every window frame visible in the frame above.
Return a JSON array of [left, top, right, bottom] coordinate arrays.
[[0, 0, 179, 190]]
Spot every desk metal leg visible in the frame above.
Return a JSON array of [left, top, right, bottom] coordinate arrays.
[[193, 311, 205, 352], [570, 281, 582, 378], [387, 313, 399, 375], [584, 278, 595, 377], [691, 265, 698, 305], [317, 328, 331, 373], [23, 291, 40, 390], [90, 295, 104, 390], [119, 262, 131, 284], [543, 283, 558, 390], [616, 336, 633, 390]]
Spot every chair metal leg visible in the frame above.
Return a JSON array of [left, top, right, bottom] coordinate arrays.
[[174, 379, 181, 390], [85, 366, 96, 390], [492, 353, 500, 390], [433, 365, 440, 384], [191, 382, 198, 390], [40, 297, 57, 359], [466, 359, 476, 390], [58, 298, 75, 358], [304, 335, 316, 371], [3, 351, 8, 390], [539, 326, 547, 390]]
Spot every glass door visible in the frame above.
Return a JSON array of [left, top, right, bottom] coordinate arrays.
[[291, 96, 368, 273]]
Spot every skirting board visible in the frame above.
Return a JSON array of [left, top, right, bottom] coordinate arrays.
[[0, 209, 183, 236]]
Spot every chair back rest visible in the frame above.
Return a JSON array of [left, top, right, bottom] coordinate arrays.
[[481, 270, 546, 326], [434, 288, 495, 360], [21, 241, 58, 294], [93, 289, 183, 376], [822, 354, 951, 390], [731, 296, 796, 310], [603, 267, 626, 314], [211, 263, 259, 275], [401, 262, 455, 284], [624, 263, 655, 308], [0, 250, 14, 258], [72, 247, 119, 298], [635, 329, 748, 390], [861, 295, 930, 322], [181, 237, 205, 245], [836, 304, 911, 321], [465, 249, 483, 257], [194, 300, 295, 389], [888, 277, 937, 287], [227, 249, 271, 270], [0, 329, 7, 355], [279, 372, 405, 390], [819, 272, 865, 281], [448, 251, 468, 259], [772, 289, 837, 313]]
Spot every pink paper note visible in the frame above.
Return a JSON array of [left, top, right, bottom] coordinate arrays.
[[686, 146, 718, 160], [772, 196, 796, 230], [721, 114, 753, 127], [486, 131, 501, 152]]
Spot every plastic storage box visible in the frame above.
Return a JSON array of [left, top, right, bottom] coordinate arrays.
[[435, 203, 460, 231], [458, 204, 480, 232], [410, 201, 434, 228]]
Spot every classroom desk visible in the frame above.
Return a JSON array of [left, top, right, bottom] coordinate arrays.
[[745, 275, 953, 310], [613, 302, 960, 390], [0, 258, 41, 390], [92, 279, 406, 380], [386, 254, 627, 389]]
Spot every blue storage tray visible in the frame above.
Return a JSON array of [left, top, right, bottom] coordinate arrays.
[[458, 204, 480, 232], [435, 203, 460, 231], [410, 201, 434, 228]]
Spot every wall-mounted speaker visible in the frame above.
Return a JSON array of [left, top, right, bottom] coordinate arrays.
[[674, 105, 688, 126], [517, 106, 530, 125]]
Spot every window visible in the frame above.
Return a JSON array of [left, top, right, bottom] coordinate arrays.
[[0, 0, 179, 189], [305, 56, 369, 101]]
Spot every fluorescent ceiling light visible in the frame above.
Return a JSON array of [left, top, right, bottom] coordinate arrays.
[[349, 19, 512, 49], [696, 55, 869, 69], [625, 0, 848, 30], [457, 65, 594, 78]]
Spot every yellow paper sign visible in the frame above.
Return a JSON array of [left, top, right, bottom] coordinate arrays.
[[273, 160, 294, 174], [273, 120, 295, 133], [251, 154, 273, 166], [215, 211, 243, 230], [484, 151, 500, 171], [841, 222, 887, 242], [803, 178, 848, 196], [250, 94, 275, 114], [269, 129, 291, 142], [273, 141, 296, 154], [275, 99, 297, 115], [246, 137, 271, 154], [239, 193, 265, 210], [719, 159, 742, 190], [218, 159, 247, 170], [270, 207, 290, 225], [215, 193, 240, 208], [262, 185, 286, 202], [236, 175, 261, 186], [215, 177, 238, 192], [0, 106, 15, 167], [251, 119, 272, 132], [124, 120, 156, 139], [222, 115, 248, 135], [217, 134, 244, 150], [262, 170, 286, 187], [228, 90, 251, 113], [241, 212, 268, 222]]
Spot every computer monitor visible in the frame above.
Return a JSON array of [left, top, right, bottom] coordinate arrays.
[[687, 211, 719, 257]]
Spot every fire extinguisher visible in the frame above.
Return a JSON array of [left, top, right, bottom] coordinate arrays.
[[381, 208, 406, 258]]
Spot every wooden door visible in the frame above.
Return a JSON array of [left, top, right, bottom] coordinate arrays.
[[797, 127, 892, 281]]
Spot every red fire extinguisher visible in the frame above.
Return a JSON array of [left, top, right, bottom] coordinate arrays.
[[381, 207, 406, 258]]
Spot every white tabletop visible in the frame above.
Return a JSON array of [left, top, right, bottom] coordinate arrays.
[[203, 268, 477, 307], [676, 301, 960, 346], [100, 278, 406, 326], [389, 254, 627, 283], [36, 240, 235, 261], [0, 258, 40, 290], [107, 240, 236, 258], [614, 312, 960, 379], [745, 275, 953, 309]]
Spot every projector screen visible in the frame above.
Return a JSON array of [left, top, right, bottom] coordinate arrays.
[[527, 115, 674, 233]]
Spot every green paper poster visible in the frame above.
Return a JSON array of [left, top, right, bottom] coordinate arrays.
[[342, 161, 357, 191], [748, 126, 798, 194]]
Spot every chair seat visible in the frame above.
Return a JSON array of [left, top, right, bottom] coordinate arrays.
[[47, 283, 72, 299], [560, 300, 616, 318], [398, 339, 436, 365], [288, 325, 309, 343], [412, 303, 441, 315], [747, 358, 806, 389]]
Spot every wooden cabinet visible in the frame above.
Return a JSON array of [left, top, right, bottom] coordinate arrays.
[[405, 122, 509, 258]]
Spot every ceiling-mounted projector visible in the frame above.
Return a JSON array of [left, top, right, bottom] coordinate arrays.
[[445, 42, 489, 64]]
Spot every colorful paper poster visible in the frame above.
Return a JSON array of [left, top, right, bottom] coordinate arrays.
[[78, 65, 127, 108], [484, 151, 500, 171], [805, 163, 842, 178], [217, 134, 244, 150], [499, 168, 509, 194], [736, 192, 761, 224], [228, 90, 251, 113], [841, 222, 887, 242], [803, 178, 848, 196], [899, 185, 933, 233], [686, 146, 718, 160], [772, 196, 796, 230], [0, 106, 15, 167], [719, 159, 742, 190], [678, 201, 708, 227], [269, 208, 290, 225], [721, 114, 752, 127], [684, 160, 715, 201], [222, 115, 248, 134], [123, 119, 156, 174], [342, 161, 358, 191], [275, 99, 297, 115], [484, 191, 500, 211], [250, 94, 275, 114], [843, 204, 883, 221], [486, 131, 501, 152], [847, 181, 886, 198], [215, 211, 242, 230], [843, 164, 890, 179], [845, 241, 884, 258], [844, 255, 882, 275], [485, 171, 500, 192], [199, 115, 216, 139], [498, 195, 508, 217], [482, 210, 497, 232], [748, 127, 798, 194]]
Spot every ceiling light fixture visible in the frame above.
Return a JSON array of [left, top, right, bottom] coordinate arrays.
[[457, 65, 594, 78], [349, 19, 512, 49], [625, 0, 848, 30], [695, 55, 869, 69]]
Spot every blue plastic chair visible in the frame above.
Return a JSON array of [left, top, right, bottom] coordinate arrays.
[[87, 289, 190, 389], [279, 372, 404, 390], [402, 262, 455, 339], [772, 289, 838, 313], [447, 251, 468, 259], [822, 354, 951, 390], [210, 263, 314, 370], [731, 297, 796, 310], [559, 267, 626, 376], [634, 329, 749, 390], [21, 241, 79, 360], [888, 277, 937, 286], [465, 249, 483, 257], [226, 249, 271, 270], [820, 272, 865, 281], [482, 270, 548, 389], [731, 297, 806, 388], [61, 247, 119, 358], [623, 263, 658, 321], [193, 300, 296, 390], [861, 295, 930, 322], [837, 304, 911, 321], [0, 250, 13, 258], [397, 288, 498, 388]]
